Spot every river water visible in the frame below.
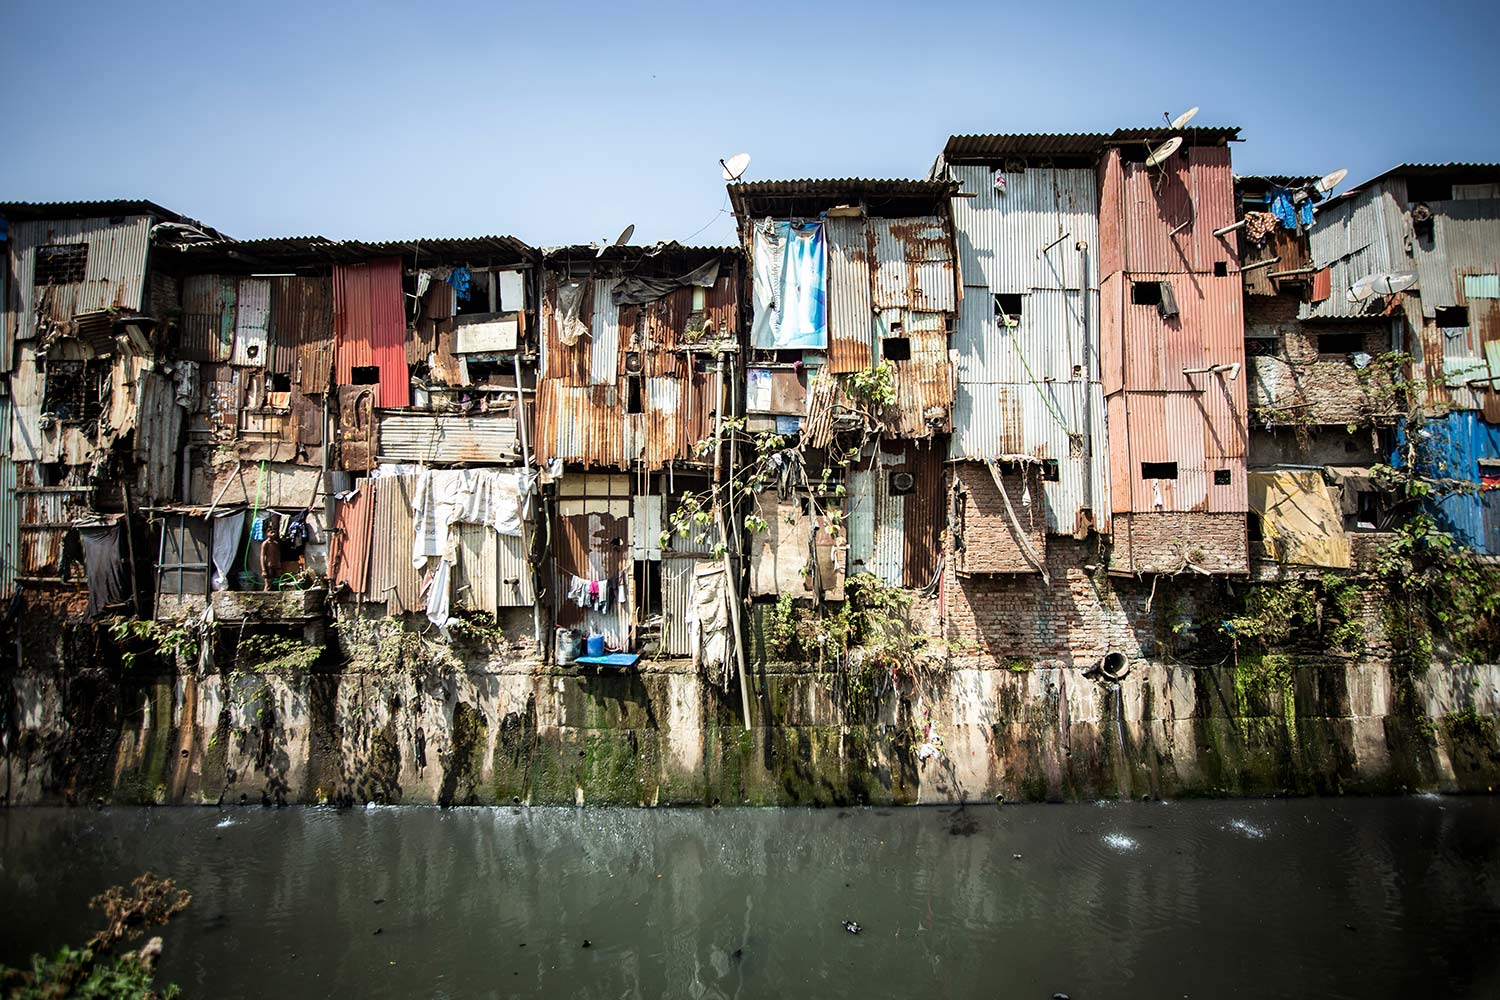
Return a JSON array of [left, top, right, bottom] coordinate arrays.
[[2, 797, 1498, 999]]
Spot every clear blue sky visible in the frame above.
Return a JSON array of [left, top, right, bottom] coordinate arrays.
[[3, 1, 1498, 247]]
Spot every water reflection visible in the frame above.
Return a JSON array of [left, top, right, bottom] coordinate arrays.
[[1, 798, 1498, 999]]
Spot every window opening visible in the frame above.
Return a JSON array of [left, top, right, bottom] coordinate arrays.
[[1318, 332, 1363, 354], [882, 336, 911, 361], [1131, 281, 1163, 306], [1435, 306, 1469, 328], [350, 366, 380, 385], [993, 293, 1024, 327], [626, 375, 644, 414], [1213, 469, 1232, 486], [1213, 261, 1229, 277], [1040, 460, 1060, 482], [1141, 461, 1178, 480], [1406, 178, 1452, 203], [34, 244, 88, 286]]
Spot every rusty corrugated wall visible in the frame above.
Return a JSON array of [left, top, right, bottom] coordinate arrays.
[[376, 413, 519, 464], [180, 275, 235, 363], [0, 399, 15, 598], [7, 215, 154, 343], [1099, 146, 1238, 275], [330, 479, 375, 593], [270, 276, 333, 391], [826, 217, 875, 373], [364, 473, 423, 614], [334, 259, 409, 408]]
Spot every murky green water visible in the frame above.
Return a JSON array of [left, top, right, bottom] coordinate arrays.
[[2, 797, 1498, 999]]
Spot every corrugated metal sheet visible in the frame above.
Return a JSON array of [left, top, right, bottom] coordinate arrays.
[[453, 523, 534, 613], [0, 399, 15, 597], [868, 218, 956, 312], [1465, 273, 1500, 300], [590, 276, 622, 386], [330, 479, 374, 593], [375, 413, 519, 464], [16, 482, 92, 579], [1398, 411, 1500, 554], [950, 165, 1099, 294], [9, 342, 94, 465], [270, 276, 333, 391], [230, 278, 270, 366], [535, 382, 627, 469], [883, 353, 954, 439], [180, 275, 235, 363], [554, 507, 632, 648], [950, 380, 1111, 534], [659, 556, 699, 657], [133, 370, 182, 503], [1099, 272, 1244, 393], [1099, 147, 1237, 276], [541, 273, 593, 387], [826, 217, 875, 373], [7, 215, 153, 343], [1301, 185, 1398, 320], [333, 259, 409, 407], [953, 286, 1097, 383], [365, 473, 423, 614]]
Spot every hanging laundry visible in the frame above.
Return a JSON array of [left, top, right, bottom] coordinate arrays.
[[1267, 187, 1315, 230], [750, 220, 827, 350], [448, 267, 473, 302], [687, 562, 733, 688], [76, 521, 130, 620]]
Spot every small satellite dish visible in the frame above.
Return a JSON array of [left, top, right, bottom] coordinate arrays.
[[595, 224, 636, 257], [1348, 271, 1417, 302], [1170, 106, 1200, 130], [720, 152, 751, 182], [1145, 136, 1183, 167], [1316, 168, 1348, 195]]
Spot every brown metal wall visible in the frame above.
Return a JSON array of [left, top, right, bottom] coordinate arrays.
[[270, 276, 333, 392], [330, 479, 374, 593], [365, 474, 423, 614], [179, 275, 235, 363], [1099, 146, 1238, 276], [899, 443, 943, 588], [542, 273, 593, 386]]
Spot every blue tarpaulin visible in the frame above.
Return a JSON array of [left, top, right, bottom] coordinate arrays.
[[750, 221, 827, 350], [1395, 410, 1500, 554]]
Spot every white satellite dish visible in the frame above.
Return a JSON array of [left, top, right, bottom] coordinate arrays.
[[1145, 136, 1183, 167], [1347, 271, 1417, 302], [595, 224, 636, 257], [1170, 106, 1200, 130], [1316, 168, 1348, 195], [720, 152, 751, 182]]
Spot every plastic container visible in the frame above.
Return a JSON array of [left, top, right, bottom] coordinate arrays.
[[586, 633, 605, 657], [554, 627, 582, 665]]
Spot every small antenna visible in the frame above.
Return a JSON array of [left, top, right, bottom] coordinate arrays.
[[720, 152, 751, 182]]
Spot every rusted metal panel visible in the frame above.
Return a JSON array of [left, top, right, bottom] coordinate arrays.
[[8, 215, 153, 343], [659, 556, 698, 657], [330, 479, 374, 594], [1099, 147, 1238, 275], [900, 444, 943, 588], [453, 523, 535, 613], [534, 381, 628, 469], [365, 473, 423, 614], [337, 385, 377, 471], [825, 217, 874, 374], [1301, 185, 1399, 320], [541, 273, 593, 386], [270, 277, 333, 391], [333, 259, 408, 407], [16, 480, 92, 579], [590, 276, 622, 386], [704, 269, 741, 340], [882, 354, 953, 439], [949, 165, 1099, 294], [0, 400, 15, 597], [1240, 225, 1312, 297], [869, 217, 956, 314], [133, 370, 182, 503], [1109, 273, 1242, 391], [375, 413, 518, 464], [408, 282, 453, 367], [180, 275, 235, 363], [230, 278, 271, 367]]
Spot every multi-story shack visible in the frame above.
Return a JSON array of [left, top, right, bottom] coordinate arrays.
[[1304, 163, 1500, 554]]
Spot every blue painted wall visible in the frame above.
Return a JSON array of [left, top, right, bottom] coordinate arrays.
[[1396, 411, 1500, 553]]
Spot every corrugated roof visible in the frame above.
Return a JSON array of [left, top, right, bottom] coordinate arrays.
[[1323, 163, 1500, 203], [943, 133, 1111, 162], [728, 178, 959, 220], [0, 199, 192, 223], [167, 234, 536, 270]]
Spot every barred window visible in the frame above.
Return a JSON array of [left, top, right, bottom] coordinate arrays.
[[34, 244, 89, 286]]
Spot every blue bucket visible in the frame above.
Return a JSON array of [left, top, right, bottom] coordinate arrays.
[[586, 633, 605, 657]]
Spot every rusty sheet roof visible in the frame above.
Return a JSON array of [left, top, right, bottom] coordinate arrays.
[[0, 199, 194, 223], [728, 178, 959, 221], [167, 234, 536, 271], [940, 127, 1240, 164]]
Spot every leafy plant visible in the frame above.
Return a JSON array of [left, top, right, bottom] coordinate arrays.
[[844, 361, 897, 410]]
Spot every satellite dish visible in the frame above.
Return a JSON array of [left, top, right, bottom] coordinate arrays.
[[1145, 136, 1183, 167], [720, 152, 751, 181], [1316, 168, 1348, 195], [1347, 271, 1417, 302], [1170, 106, 1200, 130], [595, 224, 636, 257]]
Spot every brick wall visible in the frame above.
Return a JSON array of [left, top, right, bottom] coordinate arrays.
[[1246, 294, 1396, 427], [1108, 511, 1249, 575], [950, 461, 1046, 575]]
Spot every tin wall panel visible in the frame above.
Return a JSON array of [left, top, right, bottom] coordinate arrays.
[[846, 468, 876, 579], [230, 278, 271, 367], [270, 276, 333, 390], [330, 479, 374, 594], [376, 413, 518, 464], [1301, 185, 1398, 320], [366, 473, 423, 614], [950, 165, 1099, 294], [179, 275, 235, 363], [868, 217, 957, 313], [590, 276, 622, 386], [1407, 197, 1500, 318], [1113, 273, 1242, 391], [871, 468, 906, 588], [0, 400, 15, 597], [333, 259, 409, 407], [953, 286, 1096, 383], [8, 216, 153, 343], [660, 556, 698, 657], [826, 217, 875, 373], [541, 273, 593, 387], [133, 370, 182, 503], [1105, 146, 1238, 274], [16, 483, 92, 579]]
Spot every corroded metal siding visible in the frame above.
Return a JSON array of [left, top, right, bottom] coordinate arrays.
[[231, 278, 271, 367], [536, 374, 715, 470], [950, 165, 1099, 293], [534, 382, 628, 469], [271, 276, 333, 391], [1301, 184, 1399, 320], [869, 218, 956, 312], [454, 523, 534, 612], [953, 286, 1097, 384], [8, 215, 153, 342], [1107, 273, 1244, 392], [1099, 147, 1237, 275], [541, 273, 592, 386], [133, 370, 182, 503], [330, 479, 374, 593], [333, 259, 409, 407], [590, 277, 622, 386], [0, 400, 15, 597], [376, 413, 519, 464], [16, 480, 92, 579], [180, 275, 235, 362], [826, 217, 875, 373], [660, 557, 697, 656], [366, 473, 423, 614]]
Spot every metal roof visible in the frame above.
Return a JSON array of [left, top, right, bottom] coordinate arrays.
[[1332, 162, 1500, 197], [728, 177, 959, 220], [0, 198, 193, 222], [541, 241, 739, 265], [164, 233, 536, 271], [940, 127, 1241, 164]]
